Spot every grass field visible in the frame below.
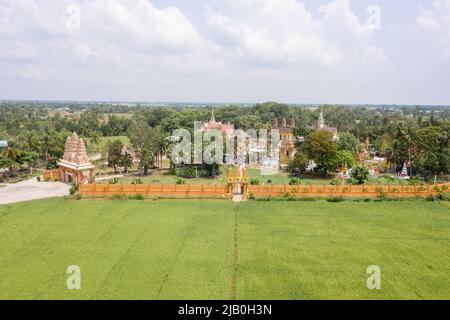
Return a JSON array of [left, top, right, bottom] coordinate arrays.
[[0, 199, 449, 300], [87, 136, 130, 154]]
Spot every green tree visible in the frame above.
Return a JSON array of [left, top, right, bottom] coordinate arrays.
[[335, 150, 356, 168], [301, 131, 338, 176], [289, 151, 308, 176], [121, 151, 133, 174], [1, 146, 20, 174], [17, 151, 39, 174], [107, 140, 124, 174], [128, 120, 157, 176], [338, 132, 359, 152], [352, 166, 369, 185]]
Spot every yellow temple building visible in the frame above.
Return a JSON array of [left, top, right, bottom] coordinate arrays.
[[273, 115, 296, 167]]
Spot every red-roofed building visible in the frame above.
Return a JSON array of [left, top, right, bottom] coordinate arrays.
[[201, 109, 235, 134]]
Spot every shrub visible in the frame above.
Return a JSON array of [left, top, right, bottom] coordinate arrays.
[[129, 194, 145, 200], [438, 193, 450, 201], [266, 179, 273, 184], [351, 166, 369, 185], [327, 196, 345, 203], [178, 166, 196, 179], [167, 166, 178, 176], [250, 178, 260, 185], [176, 178, 186, 185], [289, 178, 302, 185], [426, 195, 436, 202], [69, 184, 79, 195], [131, 178, 143, 185], [112, 194, 127, 201], [330, 179, 340, 186], [108, 177, 119, 185]]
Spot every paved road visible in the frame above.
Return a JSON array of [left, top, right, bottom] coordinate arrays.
[[0, 178, 70, 205]]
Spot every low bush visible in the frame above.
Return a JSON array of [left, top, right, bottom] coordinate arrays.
[[111, 194, 127, 201], [131, 178, 143, 185], [69, 184, 79, 195], [289, 178, 302, 185], [108, 177, 119, 185], [250, 178, 260, 185], [129, 194, 145, 200], [178, 166, 196, 179], [327, 196, 345, 203], [176, 178, 186, 185]]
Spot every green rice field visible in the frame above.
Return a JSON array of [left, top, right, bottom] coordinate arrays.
[[0, 198, 449, 300]]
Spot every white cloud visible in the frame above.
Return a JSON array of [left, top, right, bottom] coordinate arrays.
[[1, 0, 438, 104], [0, 0, 220, 82], [206, 0, 385, 68], [418, 0, 450, 60]]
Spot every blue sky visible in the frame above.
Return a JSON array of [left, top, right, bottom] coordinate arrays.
[[0, 0, 449, 104]]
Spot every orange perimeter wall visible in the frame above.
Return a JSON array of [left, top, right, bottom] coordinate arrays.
[[80, 183, 450, 198]]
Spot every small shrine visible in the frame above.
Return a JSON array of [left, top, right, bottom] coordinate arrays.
[[57, 132, 95, 185], [226, 166, 250, 197]]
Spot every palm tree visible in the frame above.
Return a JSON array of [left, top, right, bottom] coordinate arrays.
[[393, 123, 417, 176], [1, 146, 20, 175]]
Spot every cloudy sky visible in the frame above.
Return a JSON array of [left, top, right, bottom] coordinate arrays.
[[0, 0, 449, 104]]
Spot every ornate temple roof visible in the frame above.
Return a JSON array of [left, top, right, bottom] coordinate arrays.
[[201, 109, 235, 134], [58, 132, 95, 171]]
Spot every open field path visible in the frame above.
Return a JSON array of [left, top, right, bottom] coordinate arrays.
[[0, 178, 70, 205]]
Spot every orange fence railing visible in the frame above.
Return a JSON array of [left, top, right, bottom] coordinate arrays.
[[247, 183, 450, 197], [79, 182, 450, 199], [42, 169, 60, 181], [80, 184, 227, 197]]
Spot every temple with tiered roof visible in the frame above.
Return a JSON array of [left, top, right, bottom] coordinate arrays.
[[57, 132, 95, 185], [273, 115, 296, 167], [307, 109, 339, 141], [201, 109, 235, 134]]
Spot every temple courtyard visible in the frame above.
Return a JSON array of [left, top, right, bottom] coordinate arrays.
[[0, 179, 70, 205], [0, 198, 449, 300]]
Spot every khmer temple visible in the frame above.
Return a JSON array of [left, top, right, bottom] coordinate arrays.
[[57, 132, 95, 185], [273, 115, 296, 167], [307, 109, 339, 141], [201, 109, 235, 134]]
